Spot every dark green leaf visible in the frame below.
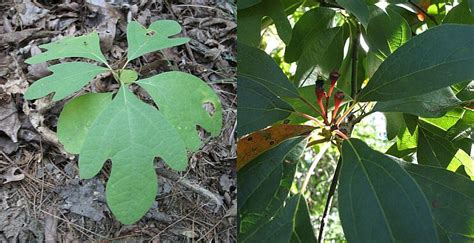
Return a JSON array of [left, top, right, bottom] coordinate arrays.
[[383, 112, 404, 140], [443, 0, 474, 24], [284, 7, 336, 62], [237, 0, 292, 46], [238, 42, 298, 98], [373, 88, 462, 117], [237, 76, 294, 136], [468, 0, 474, 16], [339, 139, 438, 242], [336, 0, 370, 28], [239, 137, 308, 241], [238, 0, 261, 9], [402, 163, 474, 242], [358, 24, 474, 102]]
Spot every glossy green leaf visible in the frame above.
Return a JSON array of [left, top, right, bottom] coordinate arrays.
[[446, 110, 474, 142], [366, 7, 411, 57], [241, 194, 316, 243], [383, 112, 404, 140], [443, 0, 474, 24], [359, 24, 474, 102], [237, 0, 292, 46], [79, 86, 188, 224], [469, 0, 474, 16], [402, 163, 474, 242], [24, 62, 109, 101], [417, 122, 474, 179], [238, 0, 261, 9], [238, 43, 298, 98], [57, 93, 113, 154], [294, 27, 345, 84], [25, 32, 108, 65], [423, 108, 465, 131], [136, 71, 222, 151], [239, 137, 307, 241], [373, 88, 462, 117], [126, 20, 190, 61], [339, 139, 438, 242], [336, 0, 370, 28], [238, 76, 294, 136], [284, 7, 336, 62], [119, 69, 138, 84]]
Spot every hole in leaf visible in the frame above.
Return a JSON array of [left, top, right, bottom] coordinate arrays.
[[146, 30, 156, 36], [202, 102, 215, 117]]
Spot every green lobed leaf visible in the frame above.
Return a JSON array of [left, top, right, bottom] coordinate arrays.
[[366, 7, 411, 57], [237, 76, 294, 136], [25, 32, 108, 65], [359, 24, 474, 102], [401, 163, 474, 242], [237, 0, 292, 46], [241, 194, 316, 243], [24, 62, 109, 101], [78, 85, 188, 224], [374, 88, 462, 118], [126, 20, 190, 61], [239, 137, 312, 242], [336, 0, 370, 28], [284, 7, 336, 63], [57, 93, 113, 154], [136, 71, 222, 152], [339, 139, 438, 242], [238, 42, 298, 98]]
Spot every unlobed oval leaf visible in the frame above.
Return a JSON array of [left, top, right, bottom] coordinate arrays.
[[78, 86, 188, 224], [359, 24, 474, 102], [119, 69, 138, 84], [126, 20, 190, 61], [25, 32, 108, 65], [58, 92, 113, 154], [136, 71, 222, 152], [339, 139, 438, 242], [24, 62, 109, 101]]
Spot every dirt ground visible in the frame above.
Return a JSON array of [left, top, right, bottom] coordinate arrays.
[[0, 0, 236, 241]]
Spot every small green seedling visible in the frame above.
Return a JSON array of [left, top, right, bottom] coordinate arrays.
[[25, 20, 223, 224]]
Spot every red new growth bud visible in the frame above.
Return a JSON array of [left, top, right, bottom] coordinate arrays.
[[328, 70, 340, 98], [331, 91, 345, 124], [315, 79, 328, 124]]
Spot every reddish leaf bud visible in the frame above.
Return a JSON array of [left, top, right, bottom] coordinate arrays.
[[328, 70, 340, 97], [331, 91, 345, 124]]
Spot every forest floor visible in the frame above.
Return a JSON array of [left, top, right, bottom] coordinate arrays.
[[0, 0, 236, 241]]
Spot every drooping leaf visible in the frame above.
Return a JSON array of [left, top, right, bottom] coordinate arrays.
[[237, 0, 292, 46], [238, 42, 298, 98], [358, 24, 474, 102], [443, 0, 474, 24], [336, 0, 370, 28], [126, 20, 190, 61], [237, 76, 294, 136], [119, 69, 138, 84], [57, 93, 113, 154], [24, 62, 109, 101], [284, 7, 336, 62], [239, 137, 308, 242], [136, 71, 222, 151], [402, 163, 474, 242], [294, 27, 345, 84], [417, 121, 474, 179], [25, 32, 108, 65], [78, 86, 188, 224], [366, 7, 411, 57], [373, 88, 462, 117], [241, 194, 317, 243], [339, 139, 438, 242], [237, 124, 316, 170]]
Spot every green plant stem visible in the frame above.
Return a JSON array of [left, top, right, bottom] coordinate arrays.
[[317, 156, 342, 243], [301, 142, 331, 194], [299, 96, 325, 118], [293, 111, 326, 128]]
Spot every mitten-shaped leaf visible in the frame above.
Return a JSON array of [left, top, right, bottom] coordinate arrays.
[[127, 20, 190, 61], [24, 62, 109, 101], [57, 93, 113, 154], [137, 71, 222, 151], [78, 86, 188, 224], [25, 32, 108, 65]]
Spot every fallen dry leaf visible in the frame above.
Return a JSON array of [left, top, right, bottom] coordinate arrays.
[[0, 94, 21, 143], [3, 167, 25, 184], [237, 124, 317, 171]]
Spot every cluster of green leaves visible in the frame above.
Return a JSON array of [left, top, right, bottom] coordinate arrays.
[[25, 20, 222, 224], [238, 0, 474, 242]]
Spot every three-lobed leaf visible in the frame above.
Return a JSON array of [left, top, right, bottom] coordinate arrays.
[[126, 20, 190, 61]]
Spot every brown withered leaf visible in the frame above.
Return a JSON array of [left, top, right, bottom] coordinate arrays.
[[237, 124, 316, 171], [0, 94, 21, 143]]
